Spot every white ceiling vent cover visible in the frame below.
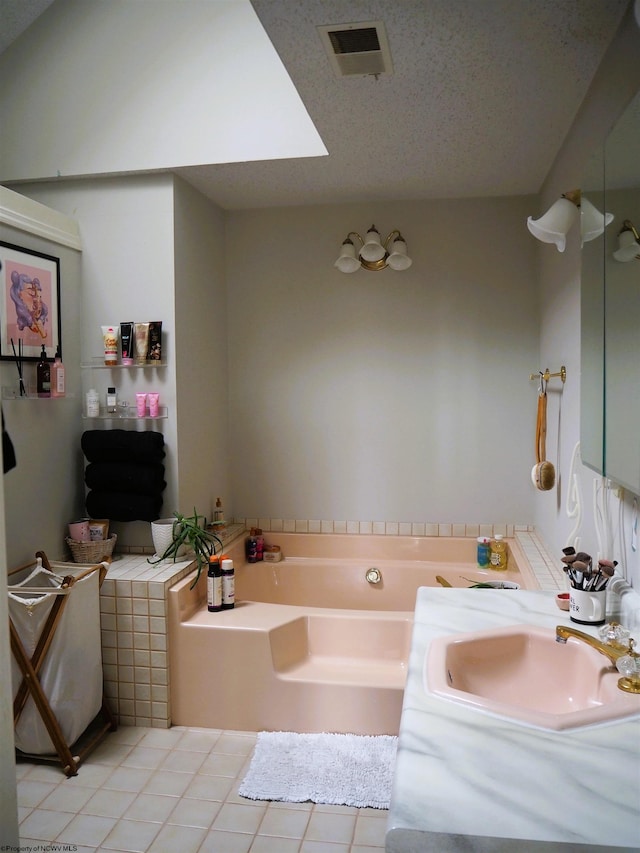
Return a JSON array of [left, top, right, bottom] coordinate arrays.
[[317, 21, 393, 78]]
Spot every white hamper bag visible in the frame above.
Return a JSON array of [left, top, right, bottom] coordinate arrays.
[[9, 564, 104, 754]]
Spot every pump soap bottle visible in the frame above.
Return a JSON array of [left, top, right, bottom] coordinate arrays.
[[36, 345, 51, 397]]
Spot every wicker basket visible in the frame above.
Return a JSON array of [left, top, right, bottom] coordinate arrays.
[[66, 534, 117, 563]]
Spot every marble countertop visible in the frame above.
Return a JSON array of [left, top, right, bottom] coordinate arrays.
[[386, 587, 640, 853]]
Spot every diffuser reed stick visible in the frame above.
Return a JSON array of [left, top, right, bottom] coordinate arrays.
[[10, 338, 26, 397]]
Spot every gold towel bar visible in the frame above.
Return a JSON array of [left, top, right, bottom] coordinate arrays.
[[529, 366, 567, 384]]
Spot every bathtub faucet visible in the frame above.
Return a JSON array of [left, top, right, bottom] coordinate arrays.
[[365, 567, 382, 584]]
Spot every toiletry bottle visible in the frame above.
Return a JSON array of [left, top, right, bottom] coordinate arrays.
[[255, 528, 264, 561], [246, 529, 258, 563], [106, 386, 118, 413], [36, 344, 51, 397], [207, 555, 222, 612], [102, 325, 119, 366], [51, 346, 65, 398], [489, 534, 508, 570], [221, 558, 235, 609], [86, 388, 100, 417], [476, 536, 491, 569], [214, 497, 226, 529]]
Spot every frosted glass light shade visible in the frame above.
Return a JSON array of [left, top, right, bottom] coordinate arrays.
[[613, 228, 640, 262], [360, 227, 386, 262], [527, 197, 580, 252], [580, 196, 614, 244], [334, 240, 361, 273], [387, 239, 412, 270]]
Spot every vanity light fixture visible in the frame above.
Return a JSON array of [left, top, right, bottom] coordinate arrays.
[[527, 190, 613, 252], [613, 220, 640, 262], [334, 225, 412, 272]]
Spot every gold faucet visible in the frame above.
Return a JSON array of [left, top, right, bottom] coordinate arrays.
[[556, 625, 640, 693], [555, 625, 627, 664]]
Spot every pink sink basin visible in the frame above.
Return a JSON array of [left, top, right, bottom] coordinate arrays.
[[426, 625, 640, 730]]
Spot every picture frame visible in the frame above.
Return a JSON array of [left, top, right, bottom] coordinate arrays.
[[0, 240, 61, 361]]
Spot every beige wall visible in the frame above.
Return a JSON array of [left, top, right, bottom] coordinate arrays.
[[532, 3, 640, 590], [226, 197, 539, 526], [0, 195, 83, 567], [20, 175, 230, 549], [173, 177, 229, 521]]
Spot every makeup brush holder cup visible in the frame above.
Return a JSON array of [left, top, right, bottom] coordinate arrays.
[[569, 588, 607, 625]]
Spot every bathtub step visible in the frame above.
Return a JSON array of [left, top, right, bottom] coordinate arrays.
[[276, 655, 406, 687]]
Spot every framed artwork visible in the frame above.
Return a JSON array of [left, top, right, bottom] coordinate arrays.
[[0, 240, 61, 361]]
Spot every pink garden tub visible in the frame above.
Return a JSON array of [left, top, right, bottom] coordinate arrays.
[[168, 534, 538, 735]]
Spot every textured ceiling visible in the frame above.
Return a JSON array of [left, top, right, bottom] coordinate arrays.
[[0, 0, 630, 209], [176, 0, 628, 209]]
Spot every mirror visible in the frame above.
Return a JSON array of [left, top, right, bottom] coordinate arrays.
[[580, 149, 606, 475], [603, 91, 640, 492]]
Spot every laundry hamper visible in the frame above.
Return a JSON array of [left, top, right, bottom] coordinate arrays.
[[8, 552, 116, 776]]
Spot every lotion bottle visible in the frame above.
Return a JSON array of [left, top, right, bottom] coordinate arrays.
[[51, 346, 65, 397]]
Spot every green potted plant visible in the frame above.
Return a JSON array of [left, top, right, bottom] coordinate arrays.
[[148, 508, 223, 588]]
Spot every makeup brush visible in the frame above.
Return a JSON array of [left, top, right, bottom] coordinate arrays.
[[594, 561, 616, 591], [571, 559, 590, 589]]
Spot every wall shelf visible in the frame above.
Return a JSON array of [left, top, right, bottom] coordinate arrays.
[[2, 387, 75, 401], [81, 359, 167, 369], [82, 406, 168, 421]]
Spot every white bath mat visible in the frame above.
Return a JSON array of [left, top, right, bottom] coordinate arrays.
[[239, 731, 397, 809]]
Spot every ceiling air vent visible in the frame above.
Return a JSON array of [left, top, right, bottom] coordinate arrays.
[[317, 21, 393, 78]]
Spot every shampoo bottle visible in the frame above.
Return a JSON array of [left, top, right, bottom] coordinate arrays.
[[51, 346, 65, 397], [36, 345, 51, 397]]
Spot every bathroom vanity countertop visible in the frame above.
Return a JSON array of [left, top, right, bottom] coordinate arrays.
[[386, 588, 640, 853]]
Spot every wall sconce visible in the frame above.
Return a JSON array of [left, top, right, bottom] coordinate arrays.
[[613, 220, 640, 262], [334, 225, 412, 272], [527, 189, 613, 252]]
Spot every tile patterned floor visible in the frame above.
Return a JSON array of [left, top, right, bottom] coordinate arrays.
[[16, 726, 388, 852]]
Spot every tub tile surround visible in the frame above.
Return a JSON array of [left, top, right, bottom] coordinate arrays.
[[240, 517, 525, 540], [99, 524, 246, 728], [386, 587, 640, 852], [99, 526, 561, 728]]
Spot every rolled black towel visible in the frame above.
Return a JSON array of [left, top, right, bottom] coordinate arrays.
[[85, 462, 166, 495], [86, 490, 163, 523], [82, 429, 165, 463]]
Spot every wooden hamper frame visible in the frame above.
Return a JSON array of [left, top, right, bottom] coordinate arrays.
[[8, 551, 117, 777]]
